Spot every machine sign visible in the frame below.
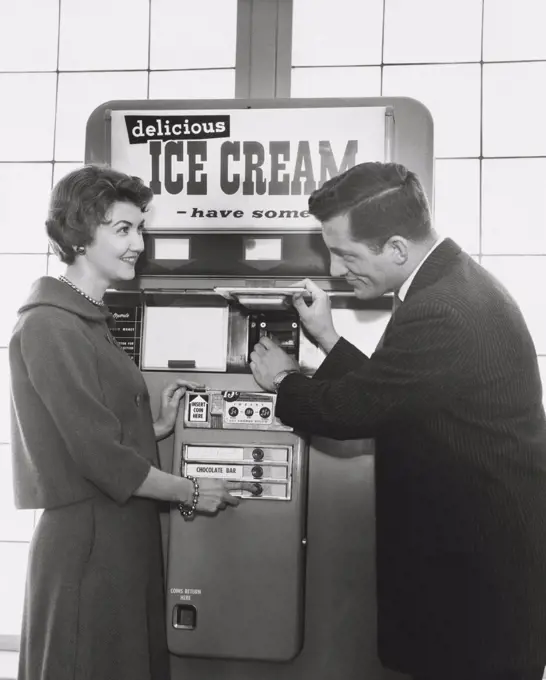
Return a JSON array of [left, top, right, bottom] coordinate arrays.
[[186, 463, 241, 479], [188, 394, 209, 422]]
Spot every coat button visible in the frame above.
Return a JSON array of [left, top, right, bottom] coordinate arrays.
[[135, 394, 142, 406]]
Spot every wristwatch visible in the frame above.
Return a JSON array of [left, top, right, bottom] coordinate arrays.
[[272, 369, 300, 392]]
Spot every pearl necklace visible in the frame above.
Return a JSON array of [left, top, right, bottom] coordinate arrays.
[[58, 275, 105, 307]]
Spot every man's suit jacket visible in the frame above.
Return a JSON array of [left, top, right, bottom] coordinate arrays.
[[276, 239, 546, 675]]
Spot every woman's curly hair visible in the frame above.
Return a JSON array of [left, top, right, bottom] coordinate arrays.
[[46, 164, 154, 264]]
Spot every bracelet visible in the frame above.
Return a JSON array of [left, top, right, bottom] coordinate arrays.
[[177, 475, 200, 521]]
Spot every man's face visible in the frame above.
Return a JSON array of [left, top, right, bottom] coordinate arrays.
[[322, 213, 401, 299]]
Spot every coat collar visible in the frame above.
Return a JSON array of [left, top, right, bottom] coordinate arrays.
[[403, 238, 463, 301], [18, 276, 114, 326]]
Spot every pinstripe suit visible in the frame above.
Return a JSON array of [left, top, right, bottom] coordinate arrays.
[[276, 239, 546, 676]]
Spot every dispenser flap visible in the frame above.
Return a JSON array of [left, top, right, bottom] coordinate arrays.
[[214, 287, 310, 310]]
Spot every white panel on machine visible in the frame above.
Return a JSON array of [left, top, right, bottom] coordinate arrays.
[[299, 307, 391, 371], [154, 238, 190, 260], [142, 306, 228, 371], [332, 308, 391, 355]]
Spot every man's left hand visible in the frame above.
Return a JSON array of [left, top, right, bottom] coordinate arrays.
[[249, 336, 300, 392]]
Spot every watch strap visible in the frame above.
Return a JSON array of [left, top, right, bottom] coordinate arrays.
[[273, 369, 300, 392]]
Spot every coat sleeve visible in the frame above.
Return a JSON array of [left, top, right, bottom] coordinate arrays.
[[312, 337, 369, 381], [20, 310, 151, 504], [277, 303, 475, 439]]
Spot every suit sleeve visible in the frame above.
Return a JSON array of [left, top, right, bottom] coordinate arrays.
[[277, 304, 474, 439], [20, 311, 151, 504], [312, 337, 369, 381]]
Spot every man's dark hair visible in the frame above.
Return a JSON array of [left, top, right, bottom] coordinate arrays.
[[308, 162, 432, 251]]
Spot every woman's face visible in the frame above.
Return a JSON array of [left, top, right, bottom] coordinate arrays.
[[83, 201, 145, 283]]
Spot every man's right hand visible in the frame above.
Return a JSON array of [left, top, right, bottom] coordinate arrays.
[[292, 279, 341, 354]]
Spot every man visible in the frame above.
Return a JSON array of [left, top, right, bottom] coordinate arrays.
[[250, 162, 546, 680]]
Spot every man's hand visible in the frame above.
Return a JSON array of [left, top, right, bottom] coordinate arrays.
[[292, 278, 340, 353], [249, 336, 300, 392]]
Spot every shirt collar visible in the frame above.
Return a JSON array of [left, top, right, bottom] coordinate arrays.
[[397, 237, 445, 302]]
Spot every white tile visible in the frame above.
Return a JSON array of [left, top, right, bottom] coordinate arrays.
[[149, 70, 235, 100], [0, 164, 52, 254], [46, 254, 66, 279], [0, 652, 18, 678], [55, 72, 148, 161], [59, 0, 149, 70], [0, 445, 35, 542], [383, 64, 481, 158], [151, 0, 237, 69], [292, 0, 383, 66], [0, 256, 48, 349], [384, 0, 482, 63], [0, 0, 59, 71], [482, 159, 546, 255], [52, 162, 84, 187], [291, 67, 381, 98], [484, 0, 546, 62], [434, 159, 480, 255], [0, 542, 29, 635], [483, 63, 546, 157], [0, 74, 57, 161], [481, 257, 546, 354]]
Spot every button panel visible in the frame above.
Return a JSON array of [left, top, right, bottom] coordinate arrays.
[[185, 463, 288, 481], [182, 444, 292, 500], [184, 446, 289, 463]]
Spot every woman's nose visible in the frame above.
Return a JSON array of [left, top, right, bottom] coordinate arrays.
[[131, 232, 145, 253]]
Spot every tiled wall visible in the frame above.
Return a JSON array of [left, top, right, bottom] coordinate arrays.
[[0, 0, 237, 637], [292, 0, 546, 395], [0, 0, 545, 640]]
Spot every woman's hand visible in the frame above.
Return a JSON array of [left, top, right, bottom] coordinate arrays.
[[191, 479, 259, 514], [154, 380, 205, 440]]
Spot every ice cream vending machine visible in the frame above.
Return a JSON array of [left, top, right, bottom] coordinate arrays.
[[87, 97, 432, 680]]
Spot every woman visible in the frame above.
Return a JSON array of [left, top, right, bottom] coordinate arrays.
[[9, 165, 254, 680]]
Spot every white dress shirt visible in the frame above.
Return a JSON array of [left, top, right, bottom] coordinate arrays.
[[397, 237, 445, 302]]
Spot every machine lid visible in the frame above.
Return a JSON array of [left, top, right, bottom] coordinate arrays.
[[214, 287, 310, 310]]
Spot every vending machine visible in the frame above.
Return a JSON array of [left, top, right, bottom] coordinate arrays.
[[86, 97, 433, 680]]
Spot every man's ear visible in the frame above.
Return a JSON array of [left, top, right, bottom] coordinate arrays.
[[387, 236, 409, 265]]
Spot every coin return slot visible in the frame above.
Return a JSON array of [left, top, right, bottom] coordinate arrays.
[[173, 604, 197, 630]]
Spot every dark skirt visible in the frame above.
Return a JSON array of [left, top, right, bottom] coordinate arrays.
[[18, 495, 170, 680]]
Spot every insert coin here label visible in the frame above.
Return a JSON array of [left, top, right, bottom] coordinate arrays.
[[188, 394, 209, 422]]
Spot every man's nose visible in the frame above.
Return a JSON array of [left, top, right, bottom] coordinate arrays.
[[330, 255, 347, 278]]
